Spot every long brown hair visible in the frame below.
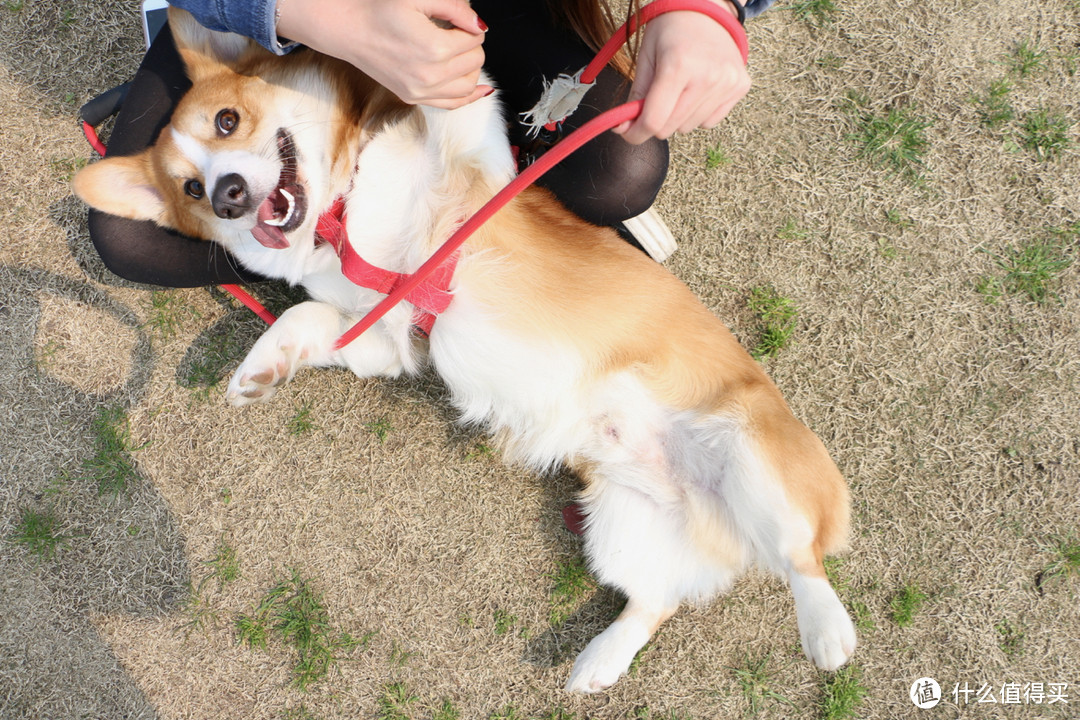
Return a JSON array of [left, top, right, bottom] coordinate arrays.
[[545, 0, 641, 78]]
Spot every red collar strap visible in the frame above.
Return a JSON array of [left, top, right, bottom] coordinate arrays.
[[315, 197, 457, 336]]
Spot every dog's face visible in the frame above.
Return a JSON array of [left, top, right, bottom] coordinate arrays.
[[74, 8, 398, 251]]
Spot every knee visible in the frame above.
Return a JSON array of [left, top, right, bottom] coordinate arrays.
[[540, 134, 669, 226]]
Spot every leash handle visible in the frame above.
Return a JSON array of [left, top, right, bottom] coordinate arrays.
[[581, 0, 749, 85]]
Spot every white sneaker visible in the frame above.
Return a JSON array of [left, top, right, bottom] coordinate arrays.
[[622, 207, 678, 262]]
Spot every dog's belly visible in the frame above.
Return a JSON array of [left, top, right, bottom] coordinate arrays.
[[428, 287, 593, 469]]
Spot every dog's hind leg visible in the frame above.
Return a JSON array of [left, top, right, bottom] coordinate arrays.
[[564, 472, 686, 693], [730, 401, 857, 671], [226, 301, 411, 406]]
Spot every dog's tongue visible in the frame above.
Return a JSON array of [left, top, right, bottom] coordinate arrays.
[[251, 193, 290, 249]]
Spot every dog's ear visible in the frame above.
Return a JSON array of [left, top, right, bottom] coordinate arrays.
[[72, 152, 166, 224], [168, 6, 259, 81]]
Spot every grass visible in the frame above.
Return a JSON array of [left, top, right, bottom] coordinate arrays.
[[547, 555, 596, 627], [972, 79, 1015, 129], [202, 538, 241, 588], [728, 653, 793, 716], [819, 665, 867, 720], [432, 698, 462, 720], [790, 0, 837, 26], [493, 608, 519, 635], [1009, 38, 1047, 77], [7, 506, 72, 562], [376, 682, 417, 720], [850, 105, 932, 181], [888, 582, 927, 627], [288, 404, 316, 435], [706, 144, 732, 169], [995, 618, 1024, 658], [236, 569, 365, 690], [177, 318, 252, 392], [1019, 109, 1072, 160], [84, 404, 141, 498], [995, 239, 1073, 304], [144, 290, 199, 341], [1038, 533, 1080, 589], [366, 417, 393, 443], [748, 285, 798, 360]]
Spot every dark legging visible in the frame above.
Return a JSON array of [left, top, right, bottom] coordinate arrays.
[[88, 0, 668, 287]]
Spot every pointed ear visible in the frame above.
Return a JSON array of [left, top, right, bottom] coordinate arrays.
[[168, 6, 260, 81], [72, 153, 167, 223]]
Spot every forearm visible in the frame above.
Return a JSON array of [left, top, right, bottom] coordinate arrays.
[[168, 0, 289, 54]]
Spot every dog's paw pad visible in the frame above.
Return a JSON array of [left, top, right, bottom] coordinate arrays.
[[226, 342, 301, 406]]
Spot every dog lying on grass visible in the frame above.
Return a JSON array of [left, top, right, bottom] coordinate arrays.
[[73, 8, 856, 692]]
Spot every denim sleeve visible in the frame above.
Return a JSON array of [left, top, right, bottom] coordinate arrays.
[[167, 0, 297, 55], [742, 0, 775, 20]]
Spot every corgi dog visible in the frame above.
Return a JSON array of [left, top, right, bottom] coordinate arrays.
[[73, 8, 856, 692]]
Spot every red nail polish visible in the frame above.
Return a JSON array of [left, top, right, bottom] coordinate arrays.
[[483, 86, 495, 97], [477, 17, 488, 32]]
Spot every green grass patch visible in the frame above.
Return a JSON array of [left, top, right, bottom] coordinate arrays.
[[995, 618, 1024, 658], [144, 291, 200, 341], [8, 506, 72, 561], [366, 417, 393, 443], [202, 538, 241, 588], [1039, 532, 1080, 589], [748, 285, 798, 360], [236, 569, 366, 690], [432, 698, 462, 720], [84, 404, 141, 498], [790, 0, 837, 25], [548, 555, 596, 627], [488, 705, 524, 720], [1019, 109, 1072, 160], [820, 665, 867, 720], [493, 608, 519, 636], [996, 239, 1073, 303], [376, 682, 417, 720], [1009, 38, 1047, 77], [706, 144, 732, 169], [850, 105, 931, 182], [777, 218, 809, 241], [888, 582, 927, 627], [972, 79, 1015, 129], [288, 404, 316, 435], [728, 653, 793, 716]]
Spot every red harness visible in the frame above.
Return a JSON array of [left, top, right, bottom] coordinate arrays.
[[313, 197, 457, 336]]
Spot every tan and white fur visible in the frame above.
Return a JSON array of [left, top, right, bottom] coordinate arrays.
[[74, 9, 856, 693]]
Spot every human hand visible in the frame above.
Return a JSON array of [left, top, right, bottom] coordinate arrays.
[[276, 0, 490, 109], [614, 0, 750, 144]]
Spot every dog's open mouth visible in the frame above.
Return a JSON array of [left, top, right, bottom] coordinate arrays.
[[251, 130, 306, 249]]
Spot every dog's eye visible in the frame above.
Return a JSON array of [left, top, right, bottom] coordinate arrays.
[[184, 179, 205, 199], [216, 109, 240, 136]]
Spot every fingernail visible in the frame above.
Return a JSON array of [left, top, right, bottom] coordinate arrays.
[[482, 86, 495, 97], [477, 17, 488, 32]]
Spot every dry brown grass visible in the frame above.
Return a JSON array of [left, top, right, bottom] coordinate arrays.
[[2, 0, 1078, 718]]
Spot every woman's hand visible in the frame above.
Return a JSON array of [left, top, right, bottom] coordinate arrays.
[[614, 0, 750, 144], [276, 0, 490, 109]]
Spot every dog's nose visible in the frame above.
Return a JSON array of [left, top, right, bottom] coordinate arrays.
[[211, 173, 252, 219]]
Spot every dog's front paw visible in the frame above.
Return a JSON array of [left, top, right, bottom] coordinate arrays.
[[565, 619, 651, 693], [795, 584, 857, 671], [226, 339, 307, 406]]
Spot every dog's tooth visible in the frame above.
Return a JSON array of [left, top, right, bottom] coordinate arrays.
[[280, 188, 296, 223], [264, 189, 296, 227]]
